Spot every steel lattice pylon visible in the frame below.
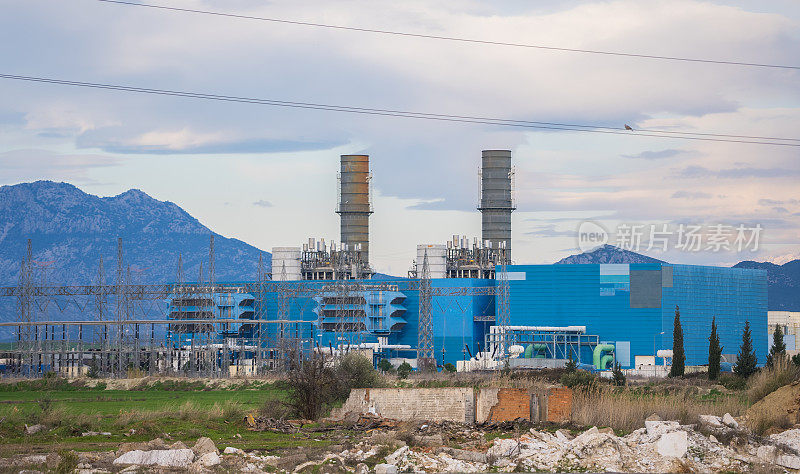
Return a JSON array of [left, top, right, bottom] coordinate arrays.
[[417, 250, 435, 370], [496, 261, 511, 364]]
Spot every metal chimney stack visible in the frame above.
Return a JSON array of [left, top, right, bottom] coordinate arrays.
[[336, 154, 373, 265], [478, 150, 515, 262]]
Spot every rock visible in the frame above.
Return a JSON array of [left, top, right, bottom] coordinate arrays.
[[698, 415, 724, 430], [778, 454, 800, 470], [438, 447, 487, 464], [196, 452, 221, 467], [22, 455, 48, 464], [771, 428, 800, 451], [192, 437, 218, 456], [374, 463, 398, 474], [555, 428, 574, 441], [169, 441, 187, 450], [657, 431, 688, 458], [598, 427, 615, 436], [709, 435, 718, 443], [113, 449, 195, 468], [413, 434, 444, 447], [757, 445, 777, 462], [147, 438, 168, 450], [722, 413, 739, 429], [276, 453, 307, 470], [645, 420, 680, 436], [116, 442, 148, 457], [385, 446, 408, 465], [24, 424, 46, 435], [223, 447, 243, 455], [645, 413, 662, 422], [354, 463, 369, 474]]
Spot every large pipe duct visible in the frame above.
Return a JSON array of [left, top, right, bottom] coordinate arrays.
[[478, 150, 515, 261], [337, 154, 373, 265]]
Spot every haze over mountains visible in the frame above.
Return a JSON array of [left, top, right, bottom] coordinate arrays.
[[0, 181, 797, 317]]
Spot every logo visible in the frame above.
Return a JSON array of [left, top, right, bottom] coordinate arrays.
[[577, 221, 609, 252]]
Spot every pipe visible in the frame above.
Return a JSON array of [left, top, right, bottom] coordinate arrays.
[[490, 325, 586, 334], [593, 344, 615, 370], [523, 343, 548, 359], [601, 354, 614, 370]]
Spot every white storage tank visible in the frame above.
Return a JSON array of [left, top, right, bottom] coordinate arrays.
[[271, 247, 302, 281], [416, 244, 447, 279]]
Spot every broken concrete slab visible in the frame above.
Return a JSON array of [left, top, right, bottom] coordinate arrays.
[[657, 431, 688, 458], [113, 449, 195, 468]]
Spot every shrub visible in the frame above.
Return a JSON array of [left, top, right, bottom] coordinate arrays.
[[377, 359, 394, 373], [56, 450, 78, 474], [284, 347, 337, 420], [793, 353, 800, 367], [766, 325, 787, 368], [718, 373, 747, 391], [560, 369, 598, 389], [612, 363, 626, 386], [565, 353, 577, 373], [443, 363, 456, 373], [397, 362, 412, 379], [748, 405, 792, 436], [336, 352, 381, 399], [746, 356, 799, 403]]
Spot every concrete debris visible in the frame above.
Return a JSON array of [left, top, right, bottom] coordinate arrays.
[[81, 431, 112, 437], [24, 424, 46, 435], [112, 449, 195, 468], [698, 414, 725, 430], [657, 431, 688, 458], [196, 452, 221, 467], [722, 412, 739, 429], [771, 428, 800, 452], [374, 463, 398, 474], [223, 447, 244, 455], [192, 437, 218, 456], [645, 413, 662, 422]]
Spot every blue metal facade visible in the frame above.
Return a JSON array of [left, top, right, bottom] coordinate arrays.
[[503, 264, 768, 368]]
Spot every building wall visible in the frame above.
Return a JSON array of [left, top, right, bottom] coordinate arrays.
[[331, 388, 476, 423], [504, 264, 768, 368], [768, 311, 800, 355]]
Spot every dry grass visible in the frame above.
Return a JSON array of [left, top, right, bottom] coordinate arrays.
[[571, 387, 748, 432], [746, 357, 798, 403]]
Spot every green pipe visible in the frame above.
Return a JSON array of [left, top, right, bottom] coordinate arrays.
[[524, 343, 548, 359], [593, 344, 615, 369], [600, 354, 614, 370]]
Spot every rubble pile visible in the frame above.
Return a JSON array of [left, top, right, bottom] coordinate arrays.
[[4, 414, 800, 472]]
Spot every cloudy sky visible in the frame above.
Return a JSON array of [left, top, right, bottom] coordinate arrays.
[[1, 0, 799, 275]]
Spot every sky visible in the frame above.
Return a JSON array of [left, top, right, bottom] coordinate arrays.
[[1, 0, 799, 275]]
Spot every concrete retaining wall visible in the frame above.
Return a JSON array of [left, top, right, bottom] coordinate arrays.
[[332, 387, 572, 425], [332, 388, 476, 423]]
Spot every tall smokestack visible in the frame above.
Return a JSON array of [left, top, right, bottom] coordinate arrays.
[[478, 150, 515, 262], [337, 154, 373, 265]]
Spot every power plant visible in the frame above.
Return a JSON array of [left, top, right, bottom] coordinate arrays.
[[0, 149, 769, 378]]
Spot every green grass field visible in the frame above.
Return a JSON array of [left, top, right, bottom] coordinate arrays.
[[0, 378, 337, 456]]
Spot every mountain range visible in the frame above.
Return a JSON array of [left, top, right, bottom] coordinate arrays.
[[0, 181, 268, 288]]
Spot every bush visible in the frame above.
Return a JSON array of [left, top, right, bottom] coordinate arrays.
[[565, 353, 577, 373], [560, 369, 598, 389], [612, 363, 626, 386], [397, 362, 412, 379], [56, 450, 78, 474], [735, 321, 758, 379], [377, 359, 394, 373], [746, 356, 799, 403], [443, 363, 456, 373], [336, 352, 381, 399], [718, 373, 747, 391], [793, 353, 800, 367]]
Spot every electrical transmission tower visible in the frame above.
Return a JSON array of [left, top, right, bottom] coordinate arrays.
[[417, 249, 435, 371], [496, 260, 511, 365]]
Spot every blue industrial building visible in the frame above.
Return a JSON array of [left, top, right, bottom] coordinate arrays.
[[166, 263, 767, 370], [504, 263, 768, 368]]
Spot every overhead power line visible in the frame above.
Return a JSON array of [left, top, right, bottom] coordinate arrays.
[[1, 73, 798, 147], [96, 0, 800, 71]]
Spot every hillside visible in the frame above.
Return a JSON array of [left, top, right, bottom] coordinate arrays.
[[555, 244, 666, 265], [0, 181, 269, 287]]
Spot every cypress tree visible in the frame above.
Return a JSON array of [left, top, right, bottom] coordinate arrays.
[[708, 316, 722, 380], [734, 320, 758, 378], [669, 305, 685, 377], [766, 325, 787, 367], [565, 352, 577, 373]]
